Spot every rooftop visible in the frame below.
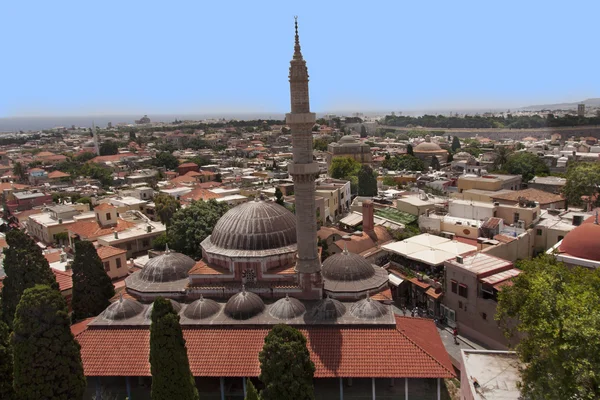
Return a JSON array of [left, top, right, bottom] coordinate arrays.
[[461, 350, 521, 400], [446, 253, 514, 278]]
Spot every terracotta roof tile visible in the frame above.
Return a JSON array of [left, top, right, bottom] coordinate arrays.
[[96, 245, 127, 260], [188, 260, 229, 275], [68, 218, 136, 240], [44, 251, 62, 264], [52, 269, 73, 291], [47, 170, 71, 179], [491, 188, 565, 205], [76, 319, 455, 378], [196, 181, 222, 189], [333, 226, 392, 255], [180, 188, 222, 203]]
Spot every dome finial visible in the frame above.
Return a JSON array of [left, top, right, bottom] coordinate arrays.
[[343, 242, 349, 255], [119, 292, 123, 303], [164, 243, 170, 254], [242, 284, 246, 294], [199, 294, 204, 301]]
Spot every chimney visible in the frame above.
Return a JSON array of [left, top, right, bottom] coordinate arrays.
[[114, 231, 118, 239], [362, 200, 375, 234], [456, 255, 463, 264]]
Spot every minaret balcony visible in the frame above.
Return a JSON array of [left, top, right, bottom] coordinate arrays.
[[288, 162, 320, 176], [285, 112, 316, 125]]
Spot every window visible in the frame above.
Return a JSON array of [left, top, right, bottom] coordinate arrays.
[[127, 243, 132, 250], [458, 284, 468, 298], [451, 280, 458, 294], [142, 240, 149, 248], [558, 235, 564, 241], [106, 213, 112, 221], [536, 229, 542, 236], [513, 213, 520, 223], [458, 301, 463, 310], [116, 258, 122, 269], [482, 313, 487, 320], [103, 261, 110, 272]]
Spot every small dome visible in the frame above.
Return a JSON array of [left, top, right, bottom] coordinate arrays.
[[209, 200, 297, 251], [224, 288, 265, 320], [322, 249, 375, 281], [139, 249, 195, 283], [309, 297, 346, 320], [454, 151, 474, 161], [414, 135, 443, 152], [338, 135, 358, 144], [144, 299, 182, 320], [184, 296, 221, 320], [103, 296, 144, 320], [559, 220, 600, 261], [350, 297, 388, 320], [269, 295, 306, 320]]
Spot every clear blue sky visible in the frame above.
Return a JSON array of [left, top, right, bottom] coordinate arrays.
[[2, 0, 599, 117]]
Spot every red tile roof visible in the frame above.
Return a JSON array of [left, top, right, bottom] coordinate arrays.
[[76, 317, 455, 379], [188, 260, 229, 275], [68, 218, 136, 240], [96, 245, 127, 260], [90, 153, 135, 163], [196, 181, 222, 189], [180, 188, 222, 203], [48, 170, 71, 179], [333, 226, 392, 255], [52, 269, 73, 292], [44, 251, 62, 264], [178, 162, 199, 168]]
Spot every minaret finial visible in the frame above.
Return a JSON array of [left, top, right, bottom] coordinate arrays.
[[595, 210, 599, 225], [293, 16, 302, 59], [164, 243, 170, 254]]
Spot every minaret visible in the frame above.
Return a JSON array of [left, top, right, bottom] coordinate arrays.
[[287, 17, 322, 299], [92, 122, 100, 155]]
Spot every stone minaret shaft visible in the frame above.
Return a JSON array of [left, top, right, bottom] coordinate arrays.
[[287, 18, 321, 277]]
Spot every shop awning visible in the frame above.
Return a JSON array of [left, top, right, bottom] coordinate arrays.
[[388, 273, 404, 287]]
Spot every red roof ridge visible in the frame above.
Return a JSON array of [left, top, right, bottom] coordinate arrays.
[[394, 316, 455, 377]]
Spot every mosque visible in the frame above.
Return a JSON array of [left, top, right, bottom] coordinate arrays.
[[74, 19, 454, 400]]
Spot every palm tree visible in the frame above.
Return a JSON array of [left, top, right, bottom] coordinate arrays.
[[493, 146, 513, 171]]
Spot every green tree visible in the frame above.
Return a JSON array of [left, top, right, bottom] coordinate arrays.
[[154, 193, 181, 226], [259, 324, 315, 400], [99, 141, 119, 156], [190, 156, 211, 167], [563, 162, 600, 207], [492, 146, 513, 171], [12, 285, 86, 400], [446, 152, 453, 163], [0, 321, 15, 400], [329, 156, 361, 179], [12, 162, 26, 182], [245, 379, 260, 400], [313, 138, 328, 152], [451, 136, 461, 152], [275, 187, 285, 206], [357, 165, 378, 196], [167, 200, 230, 259], [150, 297, 199, 400], [1, 230, 58, 328], [430, 155, 441, 170], [406, 143, 414, 156], [153, 151, 180, 170], [360, 124, 367, 138], [71, 241, 115, 321], [152, 232, 169, 250], [496, 255, 600, 399], [382, 154, 424, 172], [504, 152, 549, 182]]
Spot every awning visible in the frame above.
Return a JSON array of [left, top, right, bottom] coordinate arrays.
[[388, 273, 404, 287]]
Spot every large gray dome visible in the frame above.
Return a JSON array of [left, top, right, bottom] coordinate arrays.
[[144, 299, 182, 320], [322, 249, 375, 281], [139, 249, 195, 283], [224, 288, 265, 320], [309, 297, 346, 320], [102, 297, 144, 320], [350, 297, 388, 320], [269, 295, 306, 320], [184, 296, 221, 320], [210, 200, 297, 251]]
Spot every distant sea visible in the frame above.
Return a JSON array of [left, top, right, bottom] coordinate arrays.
[[0, 108, 510, 132]]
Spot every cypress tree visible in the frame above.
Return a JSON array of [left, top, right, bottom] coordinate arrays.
[[431, 155, 441, 170], [0, 320, 15, 400], [245, 379, 260, 400], [406, 143, 414, 156], [1, 229, 58, 328], [71, 241, 115, 321], [12, 284, 86, 400], [451, 136, 461, 152], [259, 324, 315, 400], [275, 188, 285, 206], [357, 165, 378, 196], [150, 297, 199, 400]]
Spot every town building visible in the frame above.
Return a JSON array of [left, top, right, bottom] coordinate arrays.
[[457, 174, 521, 193], [443, 253, 521, 349], [549, 212, 600, 269], [325, 135, 372, 167], [460, 350, 521, 400], [412, 136, 449, 166]]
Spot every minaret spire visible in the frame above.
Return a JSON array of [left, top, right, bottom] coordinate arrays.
[[286, 17, 322, 299]]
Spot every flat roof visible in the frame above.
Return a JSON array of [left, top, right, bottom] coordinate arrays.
[[450, 199, 496, 209], [446, 253, 512, 276], [382, 234, 477, 266], [461, 350, 521, 400]]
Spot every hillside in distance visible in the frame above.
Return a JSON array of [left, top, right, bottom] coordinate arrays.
[[522, 98, 600, 111]]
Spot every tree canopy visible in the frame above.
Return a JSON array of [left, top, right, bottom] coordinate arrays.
[[313, 138, 328, 152], [275, 188, 285, 206], [167, 199, 230, 259], [329, 156, 361, 180], [382, 154, 424, 171], [357, 165, 378, 196], [245, 379, 260, 400], [153, 151, 180, 170], [406, 143, 414, 156], [0, 321, 15, 400], [71, 240, 115, 321], [496, 255, 600, 399], [12, 285, 86, 400], [451, 136, 461, 152], [1, 230, 58, 328], [150, 297, 199, 400], [504, 151, 549, 182], [99, 141, 119, 156], [154, 193, 181, 226], [430, 155, 441, 170], [491, 146, 513, 171], [360, 124, 368, 138], [563, 162, 600, 207], [259, 324, 315, 400]]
